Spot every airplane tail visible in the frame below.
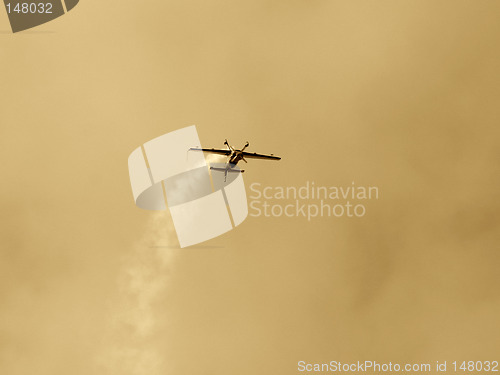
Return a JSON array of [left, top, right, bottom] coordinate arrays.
[[210, 167, 245, 173]]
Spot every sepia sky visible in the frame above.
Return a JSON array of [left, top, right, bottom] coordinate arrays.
[[0, 1, 499, 374]]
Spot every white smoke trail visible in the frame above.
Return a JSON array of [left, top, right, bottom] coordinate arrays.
[[95, 211, 177, 375], [205, 153, 227, 166], [96, 154, 229, 373]]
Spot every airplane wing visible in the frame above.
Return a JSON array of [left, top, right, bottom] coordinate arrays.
[[241, 152, 281, 160], [189, 147, 231, 156]]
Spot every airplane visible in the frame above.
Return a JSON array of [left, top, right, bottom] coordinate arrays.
[[189, 140, 281, 181]]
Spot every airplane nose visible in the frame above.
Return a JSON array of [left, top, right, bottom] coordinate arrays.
[[4, 0, 80, 33]]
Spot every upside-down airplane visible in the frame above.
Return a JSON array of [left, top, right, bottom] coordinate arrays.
[[189, 140, 281, 180]]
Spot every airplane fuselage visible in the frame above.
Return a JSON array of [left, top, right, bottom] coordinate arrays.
[[228, 151, 244, 166]]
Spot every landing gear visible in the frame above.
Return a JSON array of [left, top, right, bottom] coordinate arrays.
[[224, 139, 234, 151]]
